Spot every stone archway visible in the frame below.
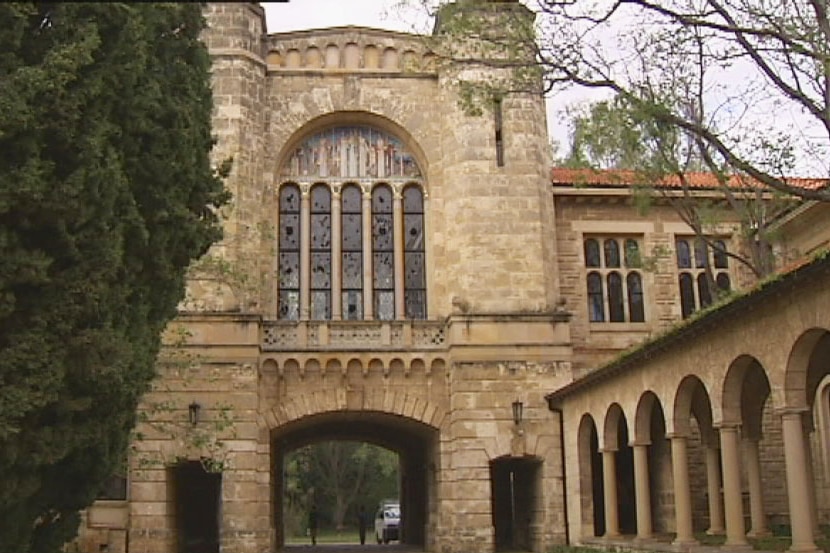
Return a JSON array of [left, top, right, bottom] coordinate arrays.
[[269, 408, 440, 550]]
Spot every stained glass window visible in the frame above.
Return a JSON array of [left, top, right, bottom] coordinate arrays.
[[676, 240, 691, 268], [341, 185, 363, 320], [403, 186, 426, 319], [281, 126, 422, 179], [372, 185, 395, 320], [310, 185, 331, 320], [278, 185, 301, 320], [676, 236, 731, 318], [604, 239, 620, 268], [679, 273, 695, 318]]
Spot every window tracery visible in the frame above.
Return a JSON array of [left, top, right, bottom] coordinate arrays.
[[276, 125, 427, 321], [675, 237, 731, 318], [583, 237, 645, 323]]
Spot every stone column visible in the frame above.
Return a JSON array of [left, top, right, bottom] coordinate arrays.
[[362, 187, 373, 319], [331, 186, 342, 320], [705, 444, 725, 535], [780, 410, 820, 553], [719, 424, 749, 547], [743, 437, 770, 537], [632, 442, 653, 542], [299, 184, 311, 320], [601, 449, 620, 539], [392, 187, 405, 319], [669, 434, 696, 546]]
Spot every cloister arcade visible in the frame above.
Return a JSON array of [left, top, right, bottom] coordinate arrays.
[[551, 256, 830, 553]]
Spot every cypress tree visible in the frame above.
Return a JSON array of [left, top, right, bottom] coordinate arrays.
[[0, 4, 229, 551]]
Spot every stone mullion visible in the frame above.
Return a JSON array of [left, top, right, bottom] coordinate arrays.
[[300, 184, 311, 320], [331, 185, 342, 320], [362, 186, 373, 319], [393, 186, 405, 320]]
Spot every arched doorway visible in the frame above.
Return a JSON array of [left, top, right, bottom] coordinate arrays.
[[270, 411, 438, 549]]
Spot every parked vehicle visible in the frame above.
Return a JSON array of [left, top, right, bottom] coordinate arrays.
[[374, 500, 400, 544]]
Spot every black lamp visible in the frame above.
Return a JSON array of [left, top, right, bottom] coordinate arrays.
[[188, 402, 201, 426], [511, 400, 523, 425]]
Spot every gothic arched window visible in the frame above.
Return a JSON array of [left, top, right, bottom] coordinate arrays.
[[310, 185, 332, 320], [278, 185, 301, 320], [341, 185, 363, 320], [372, 185, 395, 320], [403, 186, 426, 319], [277, 125, 427, 321], [584, 236, 646, 323]]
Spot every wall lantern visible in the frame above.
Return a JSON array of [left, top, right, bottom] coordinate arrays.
[[188, 402, 201, 426], [512, 400, 524, 426]]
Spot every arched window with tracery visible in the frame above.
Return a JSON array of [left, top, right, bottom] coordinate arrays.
[[403, 186, 426, 319], [372, 185, 395, 320], [278, 185, 301, 320], [584, 236, 646, 323], [675, 236, 732, 318], [310, 185, 332, 320], [276, 125, 427, 321], [341, 185, 363, 320]]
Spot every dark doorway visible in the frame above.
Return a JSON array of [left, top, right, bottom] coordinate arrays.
[[173, 461, 221, 553], [490, 456, 541, 552]]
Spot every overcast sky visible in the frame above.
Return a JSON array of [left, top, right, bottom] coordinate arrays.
[[262, 1, 429, 34]]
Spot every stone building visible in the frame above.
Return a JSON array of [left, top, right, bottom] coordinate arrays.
[[73, 2, 830, 553]]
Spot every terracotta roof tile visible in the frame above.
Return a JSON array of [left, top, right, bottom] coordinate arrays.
[[550, 167, 828, 191]]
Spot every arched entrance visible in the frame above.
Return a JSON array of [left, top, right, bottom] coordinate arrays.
[[270, 410, 439, 549]]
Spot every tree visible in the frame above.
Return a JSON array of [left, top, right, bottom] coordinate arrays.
[[559, 94, 792, 280], [412, 0, 830, 201], [284, 442, 399, 533], [0, 4, 228, 552]]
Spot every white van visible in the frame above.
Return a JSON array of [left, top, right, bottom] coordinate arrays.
[[374, 501, 400, 544]]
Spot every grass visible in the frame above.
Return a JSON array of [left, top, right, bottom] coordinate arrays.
[[285, 528, 361, 545]]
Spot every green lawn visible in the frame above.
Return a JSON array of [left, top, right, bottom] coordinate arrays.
[[285, 528, 362, 545]]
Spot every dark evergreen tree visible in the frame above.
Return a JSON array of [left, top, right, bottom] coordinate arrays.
[[0, 4, 228, 551]]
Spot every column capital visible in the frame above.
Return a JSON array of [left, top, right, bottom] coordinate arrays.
[[629, 440, 651, 447], [330, 183, 342, 198], [775, 406, 809, 418], [599, 447, 618, 454], [715, 422, 741, 431], [665, 432, 688, 441]]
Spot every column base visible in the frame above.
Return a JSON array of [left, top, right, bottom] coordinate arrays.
[[634, 535, 656, 545], [706, 527, 725, 535], [722, 543, 753, 551], [747, 528, 772, 538], [671, 538, 698, 551], [787, 545, 821, 553]]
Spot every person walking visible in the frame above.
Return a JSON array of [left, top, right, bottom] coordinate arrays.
[[308, 505, 318, 546], [357, 505, 368, 545]]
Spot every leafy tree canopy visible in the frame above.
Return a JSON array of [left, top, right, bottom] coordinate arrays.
[[413, 0, 830, 201], [0, 3, 228, 551]]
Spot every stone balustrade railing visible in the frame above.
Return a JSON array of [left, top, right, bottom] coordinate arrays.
[[261, 320, 447, 351]]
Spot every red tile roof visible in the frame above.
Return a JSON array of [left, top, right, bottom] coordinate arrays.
[[550, 167, 829, 191]]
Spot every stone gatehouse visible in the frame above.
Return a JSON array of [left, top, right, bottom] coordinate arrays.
[[74, 3, 830, 553]]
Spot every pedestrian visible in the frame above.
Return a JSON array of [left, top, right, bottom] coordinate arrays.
[[357, 505, 368, 545], [308, 504, 318, 546]]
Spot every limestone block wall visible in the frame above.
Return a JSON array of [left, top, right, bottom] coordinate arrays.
[[554, 195, 752, 374], [127, 315, 267, 553]]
